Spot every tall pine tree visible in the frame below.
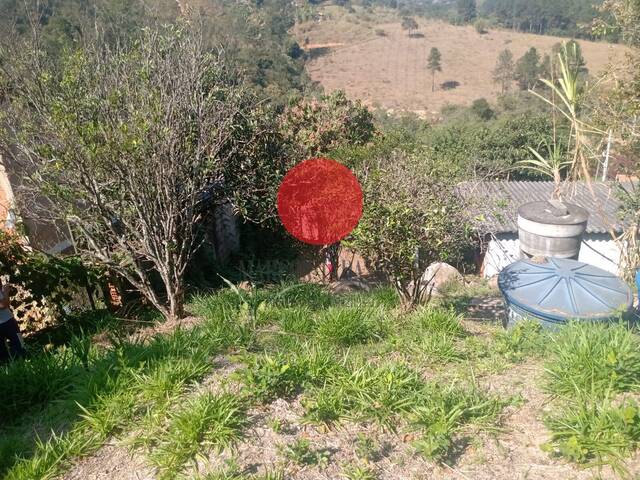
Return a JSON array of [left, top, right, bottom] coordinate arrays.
[[427, 47, 442, 92], [493, 49, 515, 93], [456, 0, 477, 23]]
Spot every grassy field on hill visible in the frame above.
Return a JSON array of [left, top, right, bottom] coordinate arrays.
[[294, 6, 628, 117]]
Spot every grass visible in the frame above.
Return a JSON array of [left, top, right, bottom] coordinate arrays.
[[342, 463, 378, 480], [544, 321, 640, 399], [543, 399, 640, 475], [540, 321, 640, 473], [278, 438, 330, 467], [4, 282, 640, 478], [315, 306, 388, 346], [0, 304, 247, 480], [148, 393, 247, 479]]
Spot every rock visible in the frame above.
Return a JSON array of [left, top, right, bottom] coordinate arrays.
[[488, 275, 499, 290], [328, 278, 372, 293], [530, 255, 549, 264], [417, 262, 463, 301]]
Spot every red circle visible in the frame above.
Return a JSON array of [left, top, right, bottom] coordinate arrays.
[[277, 158, 363, 245]]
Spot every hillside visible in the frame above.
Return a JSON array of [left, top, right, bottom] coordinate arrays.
[[294, 6, 629, 117]]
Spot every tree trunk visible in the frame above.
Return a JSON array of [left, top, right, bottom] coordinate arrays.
[[432, 73, 435, 92], [167, 284, 185, 320]]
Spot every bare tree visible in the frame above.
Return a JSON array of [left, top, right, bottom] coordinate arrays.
[[0, 24, 261, 319]]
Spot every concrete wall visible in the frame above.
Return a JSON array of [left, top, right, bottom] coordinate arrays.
[[482, 233, 621, 277]]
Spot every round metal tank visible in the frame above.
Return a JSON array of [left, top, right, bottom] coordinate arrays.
[[498, 257, 633, 329], [517, 200, 588, 259]]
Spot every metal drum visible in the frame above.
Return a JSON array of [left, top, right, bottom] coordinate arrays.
[[498, 257, 633, 329], [517, 201, 588, 259]]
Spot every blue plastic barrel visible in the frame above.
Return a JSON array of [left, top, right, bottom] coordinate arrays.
[[498, 257, 633, 329]]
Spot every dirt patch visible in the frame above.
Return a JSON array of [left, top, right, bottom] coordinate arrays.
[[92, 315, 202, 348], [64, 444, 153, 480], [456, 360, 623, 480]]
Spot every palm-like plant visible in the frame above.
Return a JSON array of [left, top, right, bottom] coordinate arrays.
[[520, 140, 572, 198], [525, 42, 605, 185]]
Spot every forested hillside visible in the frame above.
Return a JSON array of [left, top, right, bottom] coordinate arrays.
[[343, 0, 616, 40], [0, 0, 311, 102]]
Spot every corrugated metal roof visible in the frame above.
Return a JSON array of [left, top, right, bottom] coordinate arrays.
[[457, 181, 625, 235]]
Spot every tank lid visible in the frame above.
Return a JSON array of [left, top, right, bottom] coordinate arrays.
[[517, 201, 589, 225], [498, 257, 633, 322]]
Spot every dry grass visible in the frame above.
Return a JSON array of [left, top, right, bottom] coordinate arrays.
[[294, 6, 629, 117]]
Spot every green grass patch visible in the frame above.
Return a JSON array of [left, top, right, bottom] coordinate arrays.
[[494, 320, 547, 362], [410, 382, 507, 461], [543, 399, 640, 475], [315, 305, 388, 346], [278, 438, 330, 467], [148, 392, 247, 479], [545, 322, 640, 399], [242, 346, 344, 403], [542, 321, 640, 472], [408, 307, 466, 337], [0, 308, 237, 479]]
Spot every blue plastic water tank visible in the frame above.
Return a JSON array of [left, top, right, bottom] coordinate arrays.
[[498, 257, 633, 328]]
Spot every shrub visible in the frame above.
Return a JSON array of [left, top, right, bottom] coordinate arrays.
[[474, 18, 489, 34], [0, 231, 101, 332], [278, 90, 375, 160], [348, 152, 472, 308], [471, 98, 495, 120]]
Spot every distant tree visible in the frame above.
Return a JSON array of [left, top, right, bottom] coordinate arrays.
[[471, 98, 495, 120], [515, 47, 542, 90], [456, 0, 477, 23], [474, 18, 489, 34], [493, 49, 515, 93], [427, 47, 443, 92], [595, 0, 640, 47], [401, 16, 419, 37], [482, 0, 596, 37]]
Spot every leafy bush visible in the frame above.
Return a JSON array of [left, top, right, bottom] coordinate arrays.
[[471, 98, 495, 120], [349, 152, 472, 307], [278, 90, 375, 160], [0, 231, 100, 331], [474, 18, 489, 34]]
